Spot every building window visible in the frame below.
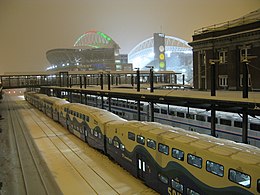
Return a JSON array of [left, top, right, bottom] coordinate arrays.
[[219, 50, 227, 64], [240, 74, 251, 87], [240, 46, 250, 62], [219, 75, 228, 87]]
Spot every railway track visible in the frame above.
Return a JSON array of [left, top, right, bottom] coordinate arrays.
[[4, 96, 61, 195]]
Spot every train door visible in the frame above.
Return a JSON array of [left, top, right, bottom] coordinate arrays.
[[84, 126, 88, 143], [137, 153, 149, 181]]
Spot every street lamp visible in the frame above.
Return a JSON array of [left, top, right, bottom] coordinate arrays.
[[134, 68, 140, 92]]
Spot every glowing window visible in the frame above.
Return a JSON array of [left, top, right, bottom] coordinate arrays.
[[147, 139, 156, 150], [137, 135, 145, 145], [158, 143, 169, 155], [229, 169, 251, 188], [187, 154, 202, 168], [172, 148, 184, 161], [206, 160, 224, 177]]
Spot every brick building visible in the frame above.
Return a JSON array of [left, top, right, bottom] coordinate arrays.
[[189, 9, 260, 91]]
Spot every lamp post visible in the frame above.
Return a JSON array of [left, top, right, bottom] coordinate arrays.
[[134, 68, 140, 92], [209, 59, 219, 97]]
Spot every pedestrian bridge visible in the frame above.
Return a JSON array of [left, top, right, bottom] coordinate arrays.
[[0, 70, 179, 89]]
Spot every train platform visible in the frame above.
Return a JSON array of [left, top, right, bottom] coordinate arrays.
[[0, 94, 157, 195], [41, 85, 260, 117]]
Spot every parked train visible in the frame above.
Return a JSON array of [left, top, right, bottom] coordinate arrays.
[[24, 92, 260, 195], [69, 93, 260, 147]]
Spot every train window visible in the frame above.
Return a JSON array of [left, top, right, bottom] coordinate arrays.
[[229, 169, 251, 188], [147, 139, 156, 150], [113, 140, 120, 148], [206, 160, 224, 177], [94, 131, 98, 137], [257, 179, 260, 193], [234, 121, 242, 128], [220, 118, 231, 126], [85, 116, 89, 122], [177, 112, 185, 118], [161, 108, 167, 114], [186, 113, 195, 120], [250, 123, 260, 131], [137, 135, 145, 145], [128, 132, 135, 141], [158, 143, 169, 155], [108, 138, 112, 145], [171, 179, 183, 193], [207, 116, 218, 123], [169, 110, 176, 116], [120, 144, 125, 151], [98, 133, 101, 139], [196, 115, 206, 122], [187, 188, 200, 195], [172, 148, 184, 161], [187, 154, 202, 168], [158, 173, 168, 184], [154, 108, 160, 113]]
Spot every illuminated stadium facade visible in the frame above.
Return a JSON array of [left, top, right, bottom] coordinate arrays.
[[128, 36, 193, 84], [46, 31, 132, 71]]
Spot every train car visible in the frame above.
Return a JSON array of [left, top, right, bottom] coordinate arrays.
[[25, 93, 260, 194], [106, 120, 260, 195], [60, 103, 125, 152], [42, 96, 69, 121], [24, 91, 47, 111]]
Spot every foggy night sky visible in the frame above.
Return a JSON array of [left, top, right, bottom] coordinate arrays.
[[0, 0, 259, 74]]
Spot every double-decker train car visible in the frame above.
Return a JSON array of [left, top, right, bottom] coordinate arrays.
[[25, 91, 48, 111], [42, 96, 69, 121], [60, 103, 125, 151], [25, 92, 260, 194], [106, 121, 260, 194]]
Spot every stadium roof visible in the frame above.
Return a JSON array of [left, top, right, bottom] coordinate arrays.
[[46, 31, 119, 70]]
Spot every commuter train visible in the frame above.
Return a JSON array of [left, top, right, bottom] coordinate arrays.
[[70, 93, 260, 147], [24, 92, 260, 195]]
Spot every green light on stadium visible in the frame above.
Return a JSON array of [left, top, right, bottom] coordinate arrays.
[[98, 31, 111, 42]]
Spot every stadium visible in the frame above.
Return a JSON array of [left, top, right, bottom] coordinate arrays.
[[46, 31, 193, 83], [128, 35, 193, 84]]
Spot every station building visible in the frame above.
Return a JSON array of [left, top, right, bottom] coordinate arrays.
[[189, 9, 260, 91]]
